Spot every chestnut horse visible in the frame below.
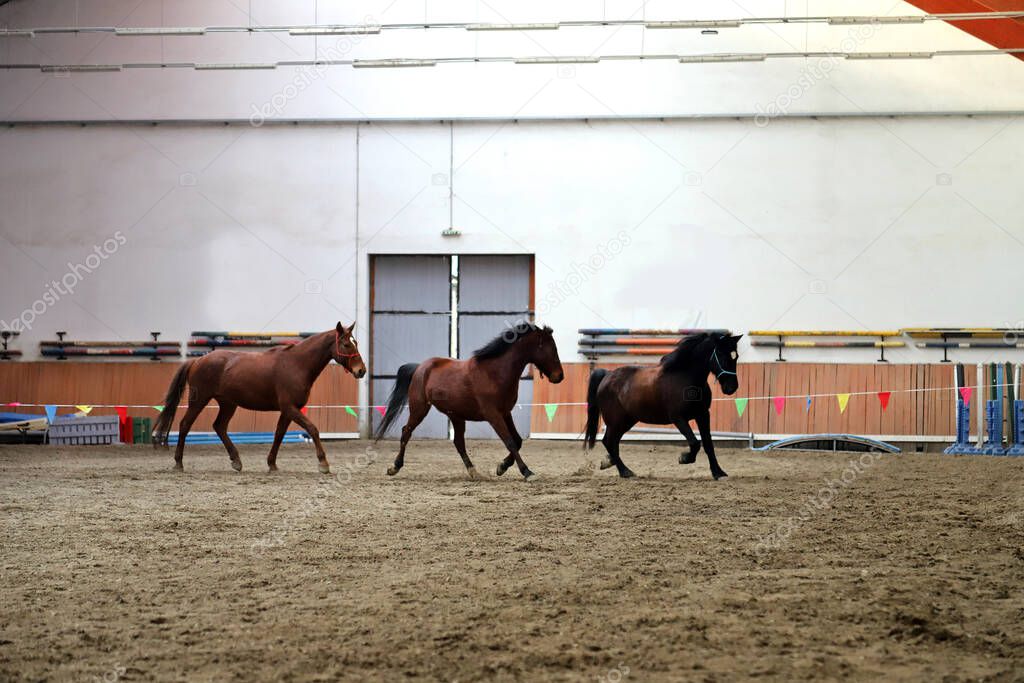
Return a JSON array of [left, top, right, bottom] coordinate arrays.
[[584, 332, 742, 479], [153, 322, 366, 473], [375, 323, 564, 480]]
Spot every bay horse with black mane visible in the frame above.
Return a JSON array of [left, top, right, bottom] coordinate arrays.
[[584, 332, 742, 479], [375, 322, 564, 480], [152, 322, 366, 473]]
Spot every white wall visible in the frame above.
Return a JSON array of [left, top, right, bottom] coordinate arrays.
[[3, 0, 1024, 121], [2, 117, 1022, 366]]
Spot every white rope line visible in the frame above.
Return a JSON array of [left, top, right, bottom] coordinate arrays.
[[4, 383, 1018, 411]]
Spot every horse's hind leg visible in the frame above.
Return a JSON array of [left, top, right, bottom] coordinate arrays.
[[386, 398, 429, 476], [213, 403, 241, 471], [496, 413, 523, 476], [675, 419, 701, 464], [600, 416, 637, 479], [695, 410, 728, 480], [173, 396, 209, 471], [451, 418, 479, 480], [266, 414, 291, 472]]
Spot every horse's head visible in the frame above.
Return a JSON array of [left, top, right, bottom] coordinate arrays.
[[528, 325, 564, 384], [333, 322, 366, 379], [709, 334, 742, 395]]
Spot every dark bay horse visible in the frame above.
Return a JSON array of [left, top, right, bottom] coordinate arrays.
[[375, 323, 564, 480], [584, 332, 742, 479], [153, 322, 366, 473]]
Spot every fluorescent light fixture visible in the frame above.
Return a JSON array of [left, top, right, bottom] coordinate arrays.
[[40, 64, 122, 72], [466, 23, 559, 31], [647, 20, 741, 29], [679, 53, 765, 63], [0, 30, 35, 38], [195, 62, 278, 70], [115, 27, 206, 35], [845, 51, 934, 59], [828, 16, 925, 25], [289, 26, 381, 35], [352, 58, 437, 68], [514, 56, 599, 64]]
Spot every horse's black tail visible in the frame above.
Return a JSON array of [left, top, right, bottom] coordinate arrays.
[[374, 362, 417, 440], [584, 368, 607, 450], [152, 359, 193, 448]]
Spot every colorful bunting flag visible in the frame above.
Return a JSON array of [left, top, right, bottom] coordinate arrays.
[[837, 393, 851, 413], [75, 405, 93, 415], [44, 405, 58, 423], [544, 404, 558, 422], [734, 397, 748, 417], [344, 406, 357, 417], [805, 395, 812, 412], [6, 402, 21, 407], [959, 387, 973, 403], [375, 406, 386, 417], [301, 406, 308, 416], [153, 405, 164, 412], [115, 406, 128, 421], [772, 396, 786, 415], [877, 391, 891, 411]]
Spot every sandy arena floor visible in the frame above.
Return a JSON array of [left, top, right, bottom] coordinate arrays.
[[0, 439, 1021, 682]]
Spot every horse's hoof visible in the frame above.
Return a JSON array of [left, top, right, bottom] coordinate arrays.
[[619, 468, 636, 479], [495, 464, 508, 477], [521, 468, 535, 481], [386, 466, 399, 476], [318, 462, 330, 474], [599, 457, 614, 470], [712, 470, 729, 480], [466, 467, 480, 480], [172, 462, 183, 472], [679, 453, 697, 465], [231, 459, 242, 472], [267, 465, 278, 473]]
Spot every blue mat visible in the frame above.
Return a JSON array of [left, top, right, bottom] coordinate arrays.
[[166, 430, 309, 445]]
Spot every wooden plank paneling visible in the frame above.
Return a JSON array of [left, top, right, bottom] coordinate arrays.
[[0, 361, 359, 433], [531, 361, 955, 437]]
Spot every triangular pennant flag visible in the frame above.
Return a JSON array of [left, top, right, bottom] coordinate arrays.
[[75, 405, 93, 415], [44, 405, 58, 423], [734, 397, 748, 417], [959, 386, 973, 403], [375, 405, 386, 417], [544, 404, 558, 422], [837, 393, 851, 413], [877, 391, 891, 411], [805, 395, 812, 412], [153, 405, 164, 412], [344, 406, 357, 417], [772, 396, 786, 415], [301, 405, 308, 416], [115, 406, 128, 421], [6, 402, 21, 407]]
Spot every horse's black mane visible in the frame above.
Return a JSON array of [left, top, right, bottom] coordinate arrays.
[[473, 323, 552, 360], [660, 332, 721, 371]]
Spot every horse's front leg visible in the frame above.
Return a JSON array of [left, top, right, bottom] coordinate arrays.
[[695, 410, 727, 480], [287, 406, 330, 474]]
